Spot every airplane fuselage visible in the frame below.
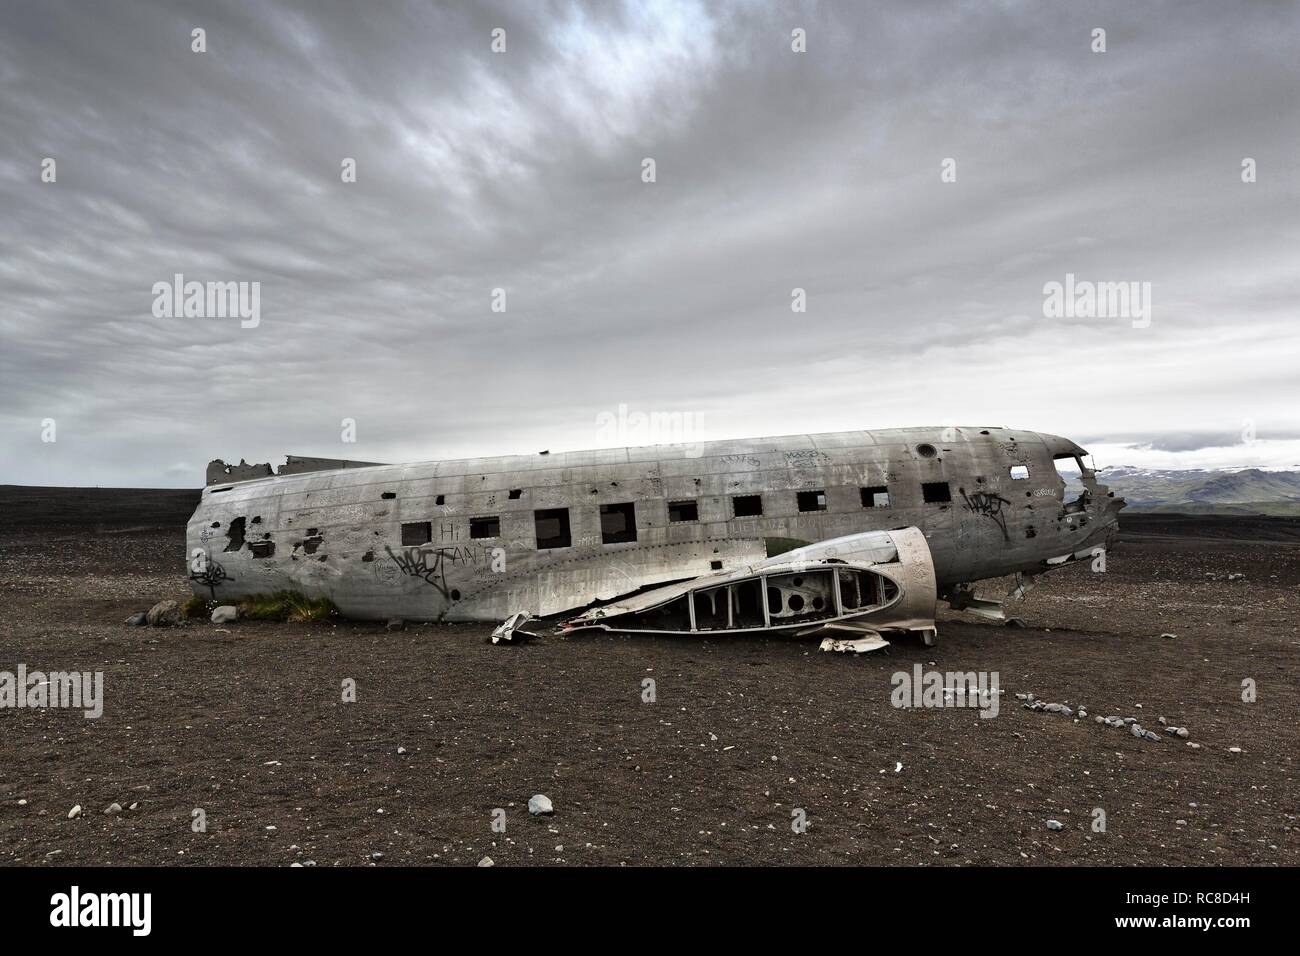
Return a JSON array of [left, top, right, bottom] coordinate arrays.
[[187, 425, 1124, 622]]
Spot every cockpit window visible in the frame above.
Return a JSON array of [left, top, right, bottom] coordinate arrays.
[[1052, 453, 1089, 501]]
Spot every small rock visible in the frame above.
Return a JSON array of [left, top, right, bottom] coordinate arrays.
[[1228, 746, 1242, 754], [1187, 742, 1201, 750], [528, 794, 554, 816], [128, 802, 139, 811], [370, 851, 385, 861], [210, 605, 238, 624], [1175, 727, 1189, 739], [146, 600, 181, 627], [1094, 715, 1105, 724], [478, 856, 495, 867], [1158, 716, 1167, 725], [1045, 819, 1064, 831], [385, 617, 405, 632], [124, 612, 148, 627], [103, 803, 122, 815], [1141, 730, 1161, 742], [1160, 632, 1176, 639], [68, 805, 82, 819], [1130, 723, 1145, 737], [397, 746, 407, 755], [1077, 709, 1087, 718]]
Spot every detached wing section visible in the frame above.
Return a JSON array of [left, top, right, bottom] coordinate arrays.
[[562, 527, 937, 645]]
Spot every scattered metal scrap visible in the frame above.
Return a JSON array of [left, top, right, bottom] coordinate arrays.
[[491, 611, 539, 644]]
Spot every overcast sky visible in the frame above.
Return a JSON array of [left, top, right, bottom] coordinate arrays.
[[2, 0, 1298, 488]]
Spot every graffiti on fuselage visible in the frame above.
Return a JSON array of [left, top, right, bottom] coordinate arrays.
[[960, 489, 1012, 542], [385, 545, 449, 597], [384, 544, 501, 597], [190, 557, 231, 598]]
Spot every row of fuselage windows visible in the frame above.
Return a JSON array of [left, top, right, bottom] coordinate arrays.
[[397, 480, 966, 550]]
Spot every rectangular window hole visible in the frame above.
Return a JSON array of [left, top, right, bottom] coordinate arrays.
[[470, 516, 500, 539], [922, 481, 952, 504], [668, 500, 698, 522], [600, 502, 637, 544], [534, 508, 571, 549], [401, 521, 432, 546], [797, 490, 827, 512], [861, 485, 891, 508]]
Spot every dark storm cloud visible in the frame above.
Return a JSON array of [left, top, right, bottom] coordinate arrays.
[[2, 0, 1298, 486]]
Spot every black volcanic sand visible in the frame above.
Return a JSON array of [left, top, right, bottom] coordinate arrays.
[[0, 486, 1296, 866]]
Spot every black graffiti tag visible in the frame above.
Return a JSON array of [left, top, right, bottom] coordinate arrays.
[[385, 545, 450, 599], [190, 557, 231, 599], [961, 490, 1011, 541]]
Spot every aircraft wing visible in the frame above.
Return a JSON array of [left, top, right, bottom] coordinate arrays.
[[561, 527, 937, 644]]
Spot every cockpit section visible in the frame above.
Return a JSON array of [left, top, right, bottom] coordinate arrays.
[[1044, 436, 1113, 515]]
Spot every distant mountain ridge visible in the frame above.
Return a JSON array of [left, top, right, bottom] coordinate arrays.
[[1092, 467, 1300, 515]]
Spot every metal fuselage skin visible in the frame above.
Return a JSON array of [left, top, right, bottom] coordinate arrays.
[[187, 425, 1124, 622]]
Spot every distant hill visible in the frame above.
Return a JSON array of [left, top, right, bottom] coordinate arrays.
[[0, 485, 201, 534], [1093, 467, 1300, 515]]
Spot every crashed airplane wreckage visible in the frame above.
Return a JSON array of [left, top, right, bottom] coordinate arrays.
[[190, 427, 1123, 652]]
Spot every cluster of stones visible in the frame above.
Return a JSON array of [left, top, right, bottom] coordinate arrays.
[[1204, 571, 1246, 582], [1016, 692, 1076, 717], [1018, 693, 1197, 747]]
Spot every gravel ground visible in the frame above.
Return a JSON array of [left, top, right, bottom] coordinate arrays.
[[0, 487, 1296, 866]]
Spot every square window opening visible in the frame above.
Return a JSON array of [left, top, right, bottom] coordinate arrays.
[[922, 481, 952, 504], [600, 502, 637, 544], [732, 494, 763, 518], [534, 508, 571, 549]]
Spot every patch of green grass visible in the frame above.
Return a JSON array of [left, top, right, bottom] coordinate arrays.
[[180, 595, 210, 620], [237, 591, 339, 622]]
